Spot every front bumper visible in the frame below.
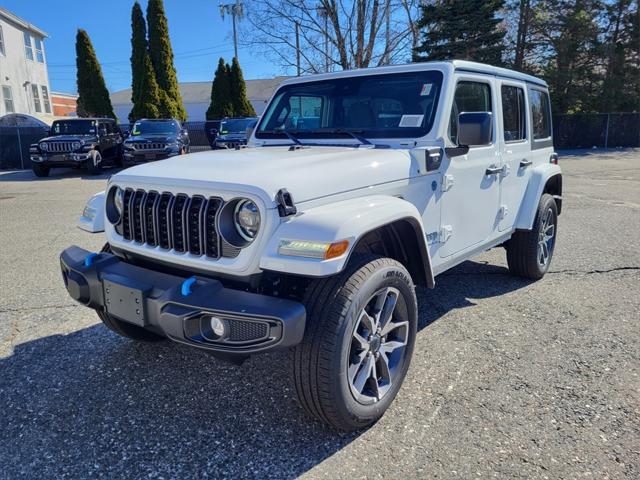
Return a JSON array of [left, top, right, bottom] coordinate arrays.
[[31, 152, 90, 166], [123, 150, 179, 162], [60, 246, 306, 354]]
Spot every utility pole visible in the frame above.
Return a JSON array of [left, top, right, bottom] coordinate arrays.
[[316, 4, 329, 72], [219, 1, 244, 60], [295, 21, 301, 76]]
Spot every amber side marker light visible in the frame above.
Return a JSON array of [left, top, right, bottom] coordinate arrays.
[[278, 239, 350, 260]]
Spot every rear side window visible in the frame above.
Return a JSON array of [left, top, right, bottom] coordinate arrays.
[[449, 81, 492, 144], [529, 89, 551, 140], [501, 85, 526, 142]]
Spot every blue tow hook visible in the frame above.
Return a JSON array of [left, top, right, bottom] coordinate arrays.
[[181, 276, 197, 296], [84, 252, 99, 267]]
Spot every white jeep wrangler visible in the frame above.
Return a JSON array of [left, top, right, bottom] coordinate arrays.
[[62, 60, 562, 431]]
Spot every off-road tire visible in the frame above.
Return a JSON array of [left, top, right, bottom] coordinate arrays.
[[86, 151, 102, 175], [32, 163, 50, 177], [291, 255, 418, 432], [96, 243, 165, 342], [506, 193, 558, 279]]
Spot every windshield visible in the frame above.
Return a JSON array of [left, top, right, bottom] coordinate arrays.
[[220, 118, 257, 134], [132, 120, 180, 135], [51, 120, 97, 135], [256, 70, 443, 140]]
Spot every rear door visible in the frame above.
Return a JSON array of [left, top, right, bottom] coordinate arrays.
[[439, 75, 501, 258], [497, 80, 530, 231]]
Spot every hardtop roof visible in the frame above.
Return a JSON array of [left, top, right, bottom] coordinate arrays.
[[280, 60, 547, 88]]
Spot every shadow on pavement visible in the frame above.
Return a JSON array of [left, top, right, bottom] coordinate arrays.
[[0, 260, 530, 478], [0, 167, 122, 182]]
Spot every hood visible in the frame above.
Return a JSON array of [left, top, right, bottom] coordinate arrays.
[[41, 134, 97, 143], [126, 134, 178, 143], [113, 146, 415, 207]]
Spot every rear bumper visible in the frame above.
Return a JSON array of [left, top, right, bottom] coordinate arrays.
[[60, 246, 306, 354]]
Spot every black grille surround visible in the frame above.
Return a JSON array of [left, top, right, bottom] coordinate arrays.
[[116, 188, 240, 259]]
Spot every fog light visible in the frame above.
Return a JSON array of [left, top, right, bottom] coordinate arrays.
[[209, 316, 226, 338]]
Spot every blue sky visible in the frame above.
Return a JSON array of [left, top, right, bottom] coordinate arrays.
[[4, 0, 278, 94]]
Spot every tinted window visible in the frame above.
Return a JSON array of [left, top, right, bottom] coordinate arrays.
[[530, 89, 551, 140], [220, 118, 258, 134], [132, 120, 180, 135], [501, 85, 526, 142], [449, 81, 492, 144], [257, 71, 443, 139], [51, 120, 96, 135]]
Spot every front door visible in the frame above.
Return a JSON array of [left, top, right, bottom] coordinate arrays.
[[439, 76, 501, 258], [497, 80, 531, 231]]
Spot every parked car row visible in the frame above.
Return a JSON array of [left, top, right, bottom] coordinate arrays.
[[30, 116, 258, 177]]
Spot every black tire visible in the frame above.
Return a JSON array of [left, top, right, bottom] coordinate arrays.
[[291, 255, 418, 432], [86, 150, 102, 175], [506, 193, 558, 279], [32, 163, 50, 177], [96, 244, 165, 342], [114, 145, 124, 167]]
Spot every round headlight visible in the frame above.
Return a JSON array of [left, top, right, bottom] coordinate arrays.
[[234, 200, 260, 241], [72, 141, 82, 150], [114, 187, 124, 215], [39, 142, 48, 151], [106, 186, 124, 225]]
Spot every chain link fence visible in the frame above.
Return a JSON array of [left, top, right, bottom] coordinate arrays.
[[1, 114, 638, 170]]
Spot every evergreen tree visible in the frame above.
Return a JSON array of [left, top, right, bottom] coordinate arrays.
[[75, 29, 115, 118], [413, 0, 506, 66], [147, 0, 186, 120], [206, 58, 234, 119], [129, 2, 160, 122], [229, 57, 257, 117]]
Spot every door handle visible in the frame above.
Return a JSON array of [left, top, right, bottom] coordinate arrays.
[[485, 165, 503, 175], [519, 159, 532, 168]]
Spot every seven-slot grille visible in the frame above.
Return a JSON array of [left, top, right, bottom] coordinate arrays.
[[119, 188, 228, 259], [44, 141, 75, 153], [131, 142, 166, 151]]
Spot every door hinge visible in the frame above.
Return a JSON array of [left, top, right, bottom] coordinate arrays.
[[439, 225, 453, 243], [442, 174, 454, 192], [499, 205, 508, 219]]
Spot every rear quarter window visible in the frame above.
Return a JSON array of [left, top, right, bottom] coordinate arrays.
[[529, 89, 552, 140]]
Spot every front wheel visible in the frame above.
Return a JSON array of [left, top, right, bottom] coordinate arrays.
[[506, 193, 558, 279], [86, 150, 102, 175], [291, 256, 417, 432], [32, 163, 50, 177]]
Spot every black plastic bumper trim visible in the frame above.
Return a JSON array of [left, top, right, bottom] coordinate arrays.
[[60, 246, 306, 354]]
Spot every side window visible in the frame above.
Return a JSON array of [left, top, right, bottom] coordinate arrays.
[[449, 81, 492, 144], [24, 32, 33, 61], [529, 89, 551, 140], [105, 122, 115, 134], [501, 85, 526, 142], [31, 84, 41, 113]]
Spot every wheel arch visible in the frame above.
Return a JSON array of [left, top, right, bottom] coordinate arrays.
[[514, 163, 562, 230], [260, 195, 435, 288]]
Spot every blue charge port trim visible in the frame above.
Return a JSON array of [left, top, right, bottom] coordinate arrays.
[[84, 252, 98, 267], [181, 276, 197, 296]]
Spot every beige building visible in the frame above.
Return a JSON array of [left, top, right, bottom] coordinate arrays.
[[0, 7, 53, 122]]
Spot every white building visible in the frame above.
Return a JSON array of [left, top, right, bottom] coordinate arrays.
[[0, 7, 53, 122], [110, 77, 290, 122]]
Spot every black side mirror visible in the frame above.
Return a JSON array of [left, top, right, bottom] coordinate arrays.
[[457, 112, 492, 147], [181, 128, 188, 137]]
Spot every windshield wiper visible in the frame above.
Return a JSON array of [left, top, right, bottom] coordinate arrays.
[[312, 128, 372, 146], [281, 129, 303, 145]]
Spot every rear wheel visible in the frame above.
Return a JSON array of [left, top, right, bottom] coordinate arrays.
[[32, 163, 50, 177], [291, 255, 417, 432], [506, 193, 558, 279], [96, 244, 165, 342]]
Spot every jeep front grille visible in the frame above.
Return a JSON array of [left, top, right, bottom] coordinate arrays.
[[132, 142, 166, 151], [45, 141, 74, 153], [119, 188, 240, 259]]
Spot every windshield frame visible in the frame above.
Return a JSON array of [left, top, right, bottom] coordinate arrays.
[[255, 70, 444, 141]]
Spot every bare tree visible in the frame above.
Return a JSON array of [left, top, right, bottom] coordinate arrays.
[[241, 0, 421, 74]]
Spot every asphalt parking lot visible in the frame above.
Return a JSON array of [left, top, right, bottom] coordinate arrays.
[[0, 149, 638, 479]]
